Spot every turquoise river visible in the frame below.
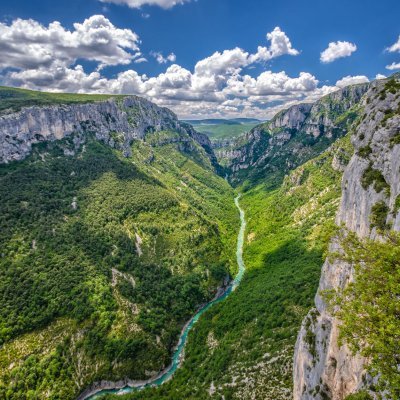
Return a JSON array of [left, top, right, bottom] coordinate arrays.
[[84, 195, 246, 399]]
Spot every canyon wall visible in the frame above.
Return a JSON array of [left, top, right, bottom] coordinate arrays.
[[293, 77, 400, 399], [0, 96, 215, 165]]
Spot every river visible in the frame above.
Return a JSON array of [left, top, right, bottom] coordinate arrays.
[[83, 194, 246, 399]]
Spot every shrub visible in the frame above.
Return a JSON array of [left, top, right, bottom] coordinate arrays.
[[361, 164, 390, 194], [345, 391, 372, 400], [370, 201, 389, 230], [384, 78, 400, 94], [394, 195, 400, 214], [390, 132, 400, 147], [357, 145, 372, 158]]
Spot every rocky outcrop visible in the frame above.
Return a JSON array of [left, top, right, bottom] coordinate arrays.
[[0, 96, 216, 166], [269, 103, 313, 131], [226, 83, 370, 183], [293, 77, 400, 399]]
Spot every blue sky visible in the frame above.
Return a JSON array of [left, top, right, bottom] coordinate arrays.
[[1, 0, 400, 118]]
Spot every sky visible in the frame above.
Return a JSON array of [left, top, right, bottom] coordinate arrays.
[[1, 0, 400, 119]]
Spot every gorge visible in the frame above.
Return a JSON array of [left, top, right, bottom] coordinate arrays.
[[0, 73, 399, 400]]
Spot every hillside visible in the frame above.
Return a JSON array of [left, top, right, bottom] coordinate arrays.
[[221, 82, 370, 188], [0, 94, 239, 399]]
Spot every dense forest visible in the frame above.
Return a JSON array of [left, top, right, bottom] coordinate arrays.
[[0, 130, 238, 399]]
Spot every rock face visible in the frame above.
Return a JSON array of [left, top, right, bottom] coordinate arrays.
[[293, 77, 400, 399], [225, 83, 370, 184], [0, 96, 216, 166]]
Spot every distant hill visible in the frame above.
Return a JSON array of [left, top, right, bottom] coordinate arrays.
[[185, 118, 262, 141], [230, 118, 262, 124], [185, 118, 262, 126]]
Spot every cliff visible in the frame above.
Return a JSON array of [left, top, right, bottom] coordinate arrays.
[[293, 77, 400, 399], [225, 83, 370, 185], [0, 95, 217, 167]]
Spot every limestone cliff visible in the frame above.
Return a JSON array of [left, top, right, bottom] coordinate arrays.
[[225, 83, 370, 184], [0, 95, 216, 166], [293, 77, 400, 399]]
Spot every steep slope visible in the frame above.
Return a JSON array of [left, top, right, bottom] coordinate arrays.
[[0, 91, 238, 399], [223, 83, 370, 187], [108, 125, 353, 400], [0, 89, 217, 169], [293, 77, 400, 399]]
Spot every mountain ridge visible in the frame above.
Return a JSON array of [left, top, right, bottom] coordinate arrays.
[[0, 74, 399, 400]]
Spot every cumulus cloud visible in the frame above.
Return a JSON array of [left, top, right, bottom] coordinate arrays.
[[375, 73, 386, 79], [99, 0, 190, 9], [0, 15, 140, 70], [320, 41, 357, 63], [335, 75, 369, 88], [151, 51, 177, 64], [386, 62, 400, 70], [387, 36, 400, 53], [224, 71, 318, 97], [250, 27, 299, 63], [0, 17, 336, 119]]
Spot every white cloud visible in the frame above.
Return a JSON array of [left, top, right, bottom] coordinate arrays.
[[387, 36, 400, 53], [0, 15, 140, 70], [151, 51, 176, 64], [335, 75, 369, 88], [0, 18, 337, 119], [194, 47, 249, 82], [224, 71, 318, 97], [250, 27, 299, 63], [99, 0, 190, 9], [320, 41, 357, 63], [386, 62, 400, 70], [375, 73, 386, 79], [134, 57, 148, 63]]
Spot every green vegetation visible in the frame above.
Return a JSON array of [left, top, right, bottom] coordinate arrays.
[[231, 103, 361, 189], [330, 231, 400, 399], [383, 77, 400, 95], [394, 195, 400, 214], [357, 144, 372, 158], [390, 131, 400, 147], [361, 164, 390, 194], [4, 79, 398, 400], [378, 77, 400, 101], [0, 86, 121, 114], [345, 391, 373, 400], [370, 201, 389, 230], [107, 135, 349, 400], [381, 104, 400, 127], [0, 130, 238, 399]]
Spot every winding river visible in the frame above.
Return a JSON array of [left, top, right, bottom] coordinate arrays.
[[83, 195, 246, 399]]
